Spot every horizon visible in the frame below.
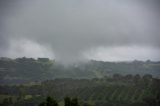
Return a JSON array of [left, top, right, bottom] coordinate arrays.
[[0, 56, 159, 63]]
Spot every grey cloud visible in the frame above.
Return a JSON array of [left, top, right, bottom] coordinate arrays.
[[0, 0, 160, 63]]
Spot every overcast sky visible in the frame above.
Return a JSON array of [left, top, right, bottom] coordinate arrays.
[[0, 0, 160, 63]]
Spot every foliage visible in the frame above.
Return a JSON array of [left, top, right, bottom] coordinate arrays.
[[0, 75, 160, 106], [0, 57, 160, 106], [38, 96, 58, 106], [0, 57, 160, 85]]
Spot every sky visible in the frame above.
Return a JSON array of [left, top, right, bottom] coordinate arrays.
[[0, 0, 160, 63]]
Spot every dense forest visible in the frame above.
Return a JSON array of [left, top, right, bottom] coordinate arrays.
[[0, 74, 160, 106], [0, 57, 160, 106]]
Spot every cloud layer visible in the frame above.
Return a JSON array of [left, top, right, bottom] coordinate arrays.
[[0, 0, 160, 63]]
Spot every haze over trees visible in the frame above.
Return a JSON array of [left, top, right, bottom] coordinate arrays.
[[0, 0, 160, 106], [0, 57, 160, 85]]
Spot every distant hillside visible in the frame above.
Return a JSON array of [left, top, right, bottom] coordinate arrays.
[[0, 76, 160, 106], [0, 57, 160, 85]]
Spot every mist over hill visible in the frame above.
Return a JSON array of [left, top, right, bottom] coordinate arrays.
[[0, 57, 159, 85], [0, 0, 160, 106]]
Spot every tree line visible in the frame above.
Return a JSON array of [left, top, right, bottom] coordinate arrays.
[[38, 96, 93, 106]]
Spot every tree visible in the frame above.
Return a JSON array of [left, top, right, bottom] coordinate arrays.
[[113, 74, 122, 80], [64, 96, 71, 106], [46, 96, 58, 106], [38, 96, 58, 106], [2, 98, 9, 106], [141, 74, 153, 87], [124, 74, 133, 80], [83, 101, 94, 106], [83, 103, 94, 106], [38, 102, 46, 106], [133, 74, 141, 85], [71, 98, 79, 106]]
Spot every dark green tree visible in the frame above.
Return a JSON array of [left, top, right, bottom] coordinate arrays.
[[83, 102, 94, 106], [71, 98, 79, 106], [38, 96, 58, 106], [64, 96, 71, 106], [133, 74, 141, 85], [38, 102, 46, 106], [2, 98, 9, 106], [46, 96, 58, 106]]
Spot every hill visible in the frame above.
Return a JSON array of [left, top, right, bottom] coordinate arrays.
[[0, 57, 160, 85]]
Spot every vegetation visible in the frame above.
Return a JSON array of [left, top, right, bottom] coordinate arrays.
[[0, 57, 160, 106], [0, 57, 160, 85], [0, 74, 160, 106], [38, 96, 58, 106], [38, 96, 93, 106]]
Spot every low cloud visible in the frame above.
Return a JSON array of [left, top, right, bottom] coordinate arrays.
[[0, 0, 160, 63], [1, 38, 54, 59], [84, 46, 160, 61]]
